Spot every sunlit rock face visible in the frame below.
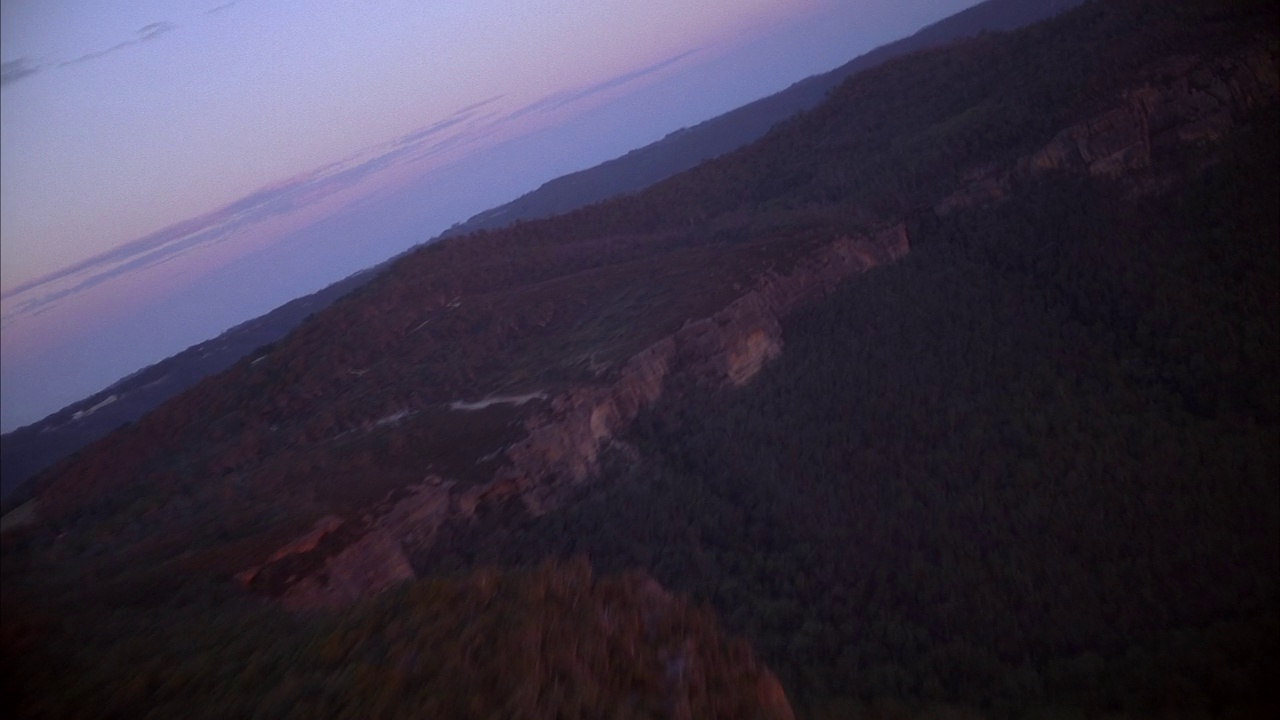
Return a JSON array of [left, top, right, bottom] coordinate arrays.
[[238, 555, 802, 716]]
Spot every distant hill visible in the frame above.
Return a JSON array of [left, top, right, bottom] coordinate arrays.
[[0, 266, 379, 499], [0, 0, 1083, 500], [441, 0, 1085, 237]]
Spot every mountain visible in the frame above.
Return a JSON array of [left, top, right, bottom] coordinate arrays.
[[4, 0, 1277, 717], [0, 0, 1088, 503], [0, 267, 380, 500], [2, 559, 794, 719], [441, 0, 1086, 238]]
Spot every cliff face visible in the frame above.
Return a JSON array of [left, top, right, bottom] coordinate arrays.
[[935, 43, 1279, 214], [464, 224, 909, 520], [239, 225, 908, 606], [236, 41, 1278, 610], [276, 529, 415, 612], [235, 514, 415, 612]]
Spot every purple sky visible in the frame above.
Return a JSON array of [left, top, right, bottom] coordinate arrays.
[[0, 0, 980, 431]]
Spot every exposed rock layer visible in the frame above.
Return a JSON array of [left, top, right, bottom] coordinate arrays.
[[277, 529, 415, 612], [466, 224, 909, 519], [244, 225, 908, 607], [235, 514, 416, 611], [935, 43, 1279, 214], [244, 41, 1278, 610]]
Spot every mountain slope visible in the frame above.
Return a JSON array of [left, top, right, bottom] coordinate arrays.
[[0, 267, 379, 500], [437, 106, 1280, 715], [442, 0, 1085, 237], [5, 561, 795, 720], [3, 0, 1277, 717], [0, 0, 1082, 501], [11, 0, 1276, 605]]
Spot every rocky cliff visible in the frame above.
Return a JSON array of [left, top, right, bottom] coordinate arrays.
[[483, 224, 910, 518], [241, 225, 908, 608], [237, 40, 1278, 612], [234, 514, 416, 611], [935, 42, 1279, 214]]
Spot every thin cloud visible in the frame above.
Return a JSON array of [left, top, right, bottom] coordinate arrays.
[[390, 96, 505, 149], [508, 47, 705, 121], [1, 59, 42, 87], [58, 22, 177, 67], [138, 22, 176, 41], [60, 41, 135, 67], [2, 143, 414, 315], [392, 115, 472, 149], [206, 1, 240, 15], [450, 94, 506, 118]]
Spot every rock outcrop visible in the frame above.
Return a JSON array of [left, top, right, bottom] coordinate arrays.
[[374, 475, 455, 548], [235, 514, 415, 612], [935, 43, 1279, 214], [240, 225, 908, 605], [242, 38, 1279, 605], [471, 224, 909, 518], [276, 528, 415, 612], [239, 40, 1278, 609]]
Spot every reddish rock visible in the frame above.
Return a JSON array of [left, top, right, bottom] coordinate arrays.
[[375, 477, 455, 551], [279, 528, 415, 612], [936, 44, 1279, 215], [234, 515, 345, 587], [236, 514, 415, 611], [476, 227, 908, 518]]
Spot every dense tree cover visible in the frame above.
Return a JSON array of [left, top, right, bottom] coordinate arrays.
[[428, 114, 1280, 717], [2, 1, 1276, 718], [441, 0, 1089, 241], [463, 0, 1274, 239], [18, 0, 1271, 540], [3, 560, 790, 720]]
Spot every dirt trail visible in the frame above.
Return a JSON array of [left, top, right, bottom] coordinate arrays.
[[448, 393, 547, 411]]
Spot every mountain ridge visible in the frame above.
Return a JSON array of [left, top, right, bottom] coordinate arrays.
[[0, 0, 1086, 500], [222, 33, 1278, 614], [441, 0, 1086, 238], [4, 0, 1276, 715]]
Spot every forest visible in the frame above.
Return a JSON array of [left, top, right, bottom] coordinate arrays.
[[2, 0, 1277, 717], [427, 105, 1280, 716]]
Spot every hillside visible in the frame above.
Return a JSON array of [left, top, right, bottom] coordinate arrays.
[[0, 0, 1085, 501], [438, 96, 1280, 717], [0, 267, 380, 500], [3, 0, 1278, 717], [441, 0, 1085, 237], [4, 560, 793, 719]]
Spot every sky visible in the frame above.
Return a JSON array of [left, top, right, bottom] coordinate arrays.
[[0, 0, 982, 432]]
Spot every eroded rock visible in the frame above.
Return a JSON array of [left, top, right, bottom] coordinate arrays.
[[936, 44, 1279, 215], [278, 528, 415, 612], [477, 227, 908, 518]]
